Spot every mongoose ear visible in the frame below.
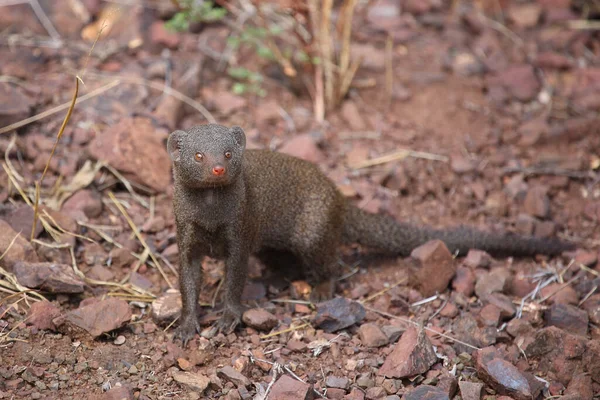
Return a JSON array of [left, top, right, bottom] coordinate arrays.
[[167, 130, 185, 162], [230, 126, 246, 150]]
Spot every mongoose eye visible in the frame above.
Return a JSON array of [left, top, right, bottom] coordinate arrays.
[[224, 151, 232, 159], [194, 152, 204, 162]]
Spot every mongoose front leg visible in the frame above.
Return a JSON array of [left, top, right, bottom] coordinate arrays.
[[174, 225, 203, 346], [215, 229, 249, 334]]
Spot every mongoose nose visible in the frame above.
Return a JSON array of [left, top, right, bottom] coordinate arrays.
[[212, 165, 226, 176]]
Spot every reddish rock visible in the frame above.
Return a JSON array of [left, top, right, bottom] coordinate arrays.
[[582, 294, 600, 324], [3, 205, 43, 239], [217, 366, 251, 388], [486, 293, 516, 319], [411, 240, 456, 297], [565, 374, 593, 400], [242, 308, 277, 331], [358, 323, 389, 348], [88, 117, 170, 193], [344, 388, 365, 400], [479, 304, 501, 327], [14, 262, 85, 293], [535, 51, 574, 69], [268, 375, 312, 400], [452, 266, 476, 296], [378, 326, 438, 378], [327, 388, 346, 399], [326, 376, 350, 390], [523, 186, 550, 218], [404, 385, 449, 400], [545, 303, 589, 336], [109, 247, 136, 269], [488, 65, 541, 102], [211, 90, 247, 115], [0, 82, 34, 126], [524, 326, 587, 385], [475, 268, 510, 299], [476, 347, 532, 400], [58, 297, 132, 338], [27, 301, 61, 331], [439, 302, 458, 318], [458, 381, 483, 400], [463, 250, 493, 268], [574, 250, 598, 267], [582, 339, 600, 383], [172, 371, 210, 393], [341, 101, 367, 131], [62, 189, 103, 219], [540, 283, 579, 305], [534, 220, 556, 238], [0, 219, 39, 271], [508, 4, 542, 28], [279, 133, 324, 164], [364, 386, 386, 399], [151, 289, 182, 323], [506, 318, 533, 338], [149, 20, 180, 48], [450, 155, 475, 174], [436, 370, 458, 397], [518, 118, 548, 146], [92, 386, 134, 400]]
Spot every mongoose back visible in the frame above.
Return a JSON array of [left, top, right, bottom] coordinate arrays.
[[168, 124, 575, 345]]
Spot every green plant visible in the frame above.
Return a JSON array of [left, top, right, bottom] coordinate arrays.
[[166, 0, 227, 32], [227, 67, 266, 97]]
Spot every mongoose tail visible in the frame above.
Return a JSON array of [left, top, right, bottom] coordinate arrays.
[[342, 205, 576, 257]]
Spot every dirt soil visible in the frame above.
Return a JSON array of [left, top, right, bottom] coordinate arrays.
[[1, 0, 600, 399]]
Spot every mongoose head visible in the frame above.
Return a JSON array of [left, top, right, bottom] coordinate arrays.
[[167, 124, 246, 188]]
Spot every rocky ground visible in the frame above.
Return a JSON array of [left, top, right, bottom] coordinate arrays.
[[0, 0, 600, 399]]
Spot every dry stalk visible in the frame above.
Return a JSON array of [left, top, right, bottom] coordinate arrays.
[[108, 191, 174, 289]]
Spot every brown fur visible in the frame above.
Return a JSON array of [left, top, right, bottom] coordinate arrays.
[[168, 124, 574, 345]]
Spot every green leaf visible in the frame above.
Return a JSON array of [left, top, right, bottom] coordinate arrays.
[[256, 46, 275, 60], [228, 67, 252, 80], [232, 82, 247, 95]]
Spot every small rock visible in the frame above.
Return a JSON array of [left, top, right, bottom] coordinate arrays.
[[506, 318, 533, 338], [326, 376, 350, 390], [172, 371, 210, 393], [62, 190, 103, 219], [436, 370, 458, 397], [508, 4, 542, 28], [452, 267, 476, 296], [544, 303, 589, 336], [523, 186, 550, 218], [365, 386, 386, 399], [378, 326, 438, 378], [327, 388, 347, 399], [27, 301, 61, 331], [518, 118, 548, 146], [0, 82, 33, 126], [345, 388, 365, 400], [149, 20, 180, 48], [3, 205, 43, 238], [341, 101, 367, 131], [458, 381, 484, 400], [476, 347, 532, 400], [404, 385, 449, 400], [488, 64, 541, 102], [279, 133, 324, 163], [242, 308, 277, 331], [108, 247, 136, 269], [217, 366, 250, 388], [479, 304, 501, 327], [313, 297, 366, 333], [0, 219, 39, 271], [96, 386, 133, 400], [565, 374, 593, 400], [88, 117, 170, 193], [359, 323, 389, 348], [114, 335, 126, 345], [574, 250, 598, 267], [410, 240, 456, 297], [141, 216, 166, 233], [582, 294, 600, 324], [534, 52, 573, 70], [14, 262, 84, 293], [539, 283, 578, 305], [486, 293, 517, 319], [59, 297, 132, 338], [450, 155, 475, 174], [268, 375, 312, 400], [534, 220, 556, 238], [212, 91, 247, 115], [381, 325, 405, 343], [439, 303, 458, 318], [463, 250, 493, 268], [151, 289, 182, 323], [475, 268, 510, 299]]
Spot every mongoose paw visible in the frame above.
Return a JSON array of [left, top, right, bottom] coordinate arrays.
[[174, 316, 201, 347], [215, 306, 244, 334], [310, 279, 335, 303]]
